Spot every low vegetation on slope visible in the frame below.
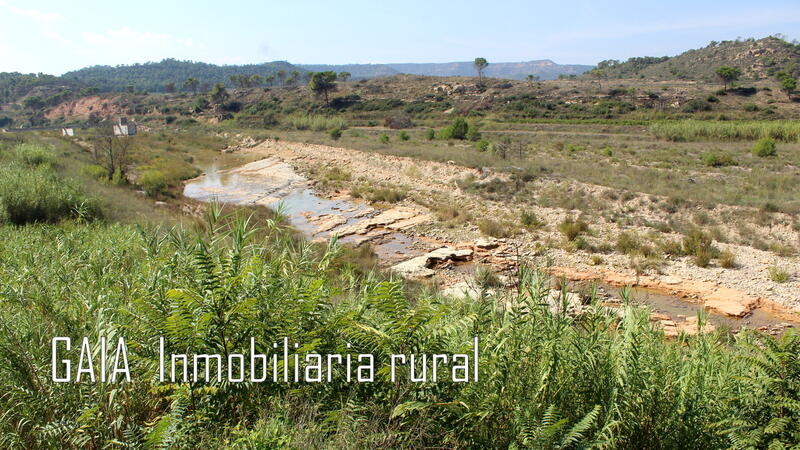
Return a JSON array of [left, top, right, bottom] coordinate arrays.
[[0, 161, 798, 447], [590, 36, 800, 81]]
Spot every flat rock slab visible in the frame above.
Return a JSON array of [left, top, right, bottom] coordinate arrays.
[[475, 237, 499, 249], [335, 206, 421, 236], [391, 256, 435, 278], [310, 214, 348, 233], [703, 288, 759, 318], [426, 246, 474, 262], [391, 246, 474, 279]]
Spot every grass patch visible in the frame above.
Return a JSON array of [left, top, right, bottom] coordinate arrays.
[[478, 218, 515, 238], [768, 266, 789, 283], [650, 120, 800, 142], [558, 217, 589, 241]]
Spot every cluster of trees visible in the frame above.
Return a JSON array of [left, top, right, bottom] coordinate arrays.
[[228, 70, 302, 89], [62, 58, 304, 93], [0, 72, 82, 105], [715, 66, 796, 98]]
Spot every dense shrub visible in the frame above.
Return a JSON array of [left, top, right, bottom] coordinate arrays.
[[81, 164, 109, 180], [682, 99, 712, 113], [752, 138, 777, 157], [283, 115, 347, 132], [558, 217, 589, 241], [14, 143, 55, 166], [139, 169, 169, 197], [478, 218, 514, 238], [1, 213, 800, 448], [700, 151, 737, 167], [0, 161, 99, 224]]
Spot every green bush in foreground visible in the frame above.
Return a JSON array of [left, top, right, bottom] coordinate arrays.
[[139, 169, 169, 197], [14, 143, 56, 167], [752, 137, 777, 157], [0, 157, 99, 225], [0, 207, 798, 448]]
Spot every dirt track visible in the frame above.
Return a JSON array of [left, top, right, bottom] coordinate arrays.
[[237, 139, 800, 323]]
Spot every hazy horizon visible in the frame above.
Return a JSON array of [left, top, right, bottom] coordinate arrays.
[[1, 0, 799, 75]]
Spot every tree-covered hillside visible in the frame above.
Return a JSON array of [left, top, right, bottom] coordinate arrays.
[[588, 36, 800, 81], [62, 59, 306, 93]]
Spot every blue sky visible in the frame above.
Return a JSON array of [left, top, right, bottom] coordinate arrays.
[[1, 0, 799, 75]]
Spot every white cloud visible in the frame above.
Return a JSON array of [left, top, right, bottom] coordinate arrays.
[[0, 1, 68, 43]]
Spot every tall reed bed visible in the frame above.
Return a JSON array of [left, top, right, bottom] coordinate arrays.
[[282, 114, 348, 132], [0, 144, 100, 224], [650, 120, 800, 142], [0, 206, 797, 448]]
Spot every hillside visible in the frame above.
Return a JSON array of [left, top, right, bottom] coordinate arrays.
[[591, 36, 800, 81], [62, 59, 305, 93], [300, 60, 593, 80]]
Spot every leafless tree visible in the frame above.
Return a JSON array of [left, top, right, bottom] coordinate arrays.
[[91, 127, 133, 179]]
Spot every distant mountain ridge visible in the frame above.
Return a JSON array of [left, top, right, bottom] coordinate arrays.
[[299, 60, 594, 80], [589, 36, 800, 81]]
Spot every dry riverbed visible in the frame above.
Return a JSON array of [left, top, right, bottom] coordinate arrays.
[[184, 138, 800, 335]]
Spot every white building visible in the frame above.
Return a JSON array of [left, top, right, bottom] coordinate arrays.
[[113, 117, 136, 136]]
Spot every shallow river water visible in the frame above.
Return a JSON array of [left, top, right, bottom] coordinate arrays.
[[184, 158, 797, 333]]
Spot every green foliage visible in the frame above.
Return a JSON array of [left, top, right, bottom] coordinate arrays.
[[752, 138, 777, 157], [701, 151, 737, 167], [715, 66, 742, 89], [520, 210, 544, 229], [441, 118, 481, 141], [775, 70, 797, 96], [81, 164, 109, 180], [379, 134, 390, 144], [425, 128, 436, 140], [558, 217, 589, 241], [139, 169, 169, 197], [62, 58, 300, 93], [367, 187, 406, 203], [465, 122, 482, 141], [209, 83, 229, 104], [0, 147, 100, 224], [308, 71, 338, 104], [650, 120, 800, 142], [478, 218, 515, 238], [768, 266, 789, 283], [329, 127, 342, 140], [191, 96, 210, 113], [719, 249, 737, 268], [399, 131, 410, 141], [14, 143, 56, 167], [283, 115, 347, 132], [0, 210, 799, 447], [682, 98, 712, 113], [475, 138, 491, 152], [474, 57, 489, 80]]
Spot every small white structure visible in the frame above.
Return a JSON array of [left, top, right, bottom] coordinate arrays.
[[61, 128, 75, 136], [113, 117, 136, 136]]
